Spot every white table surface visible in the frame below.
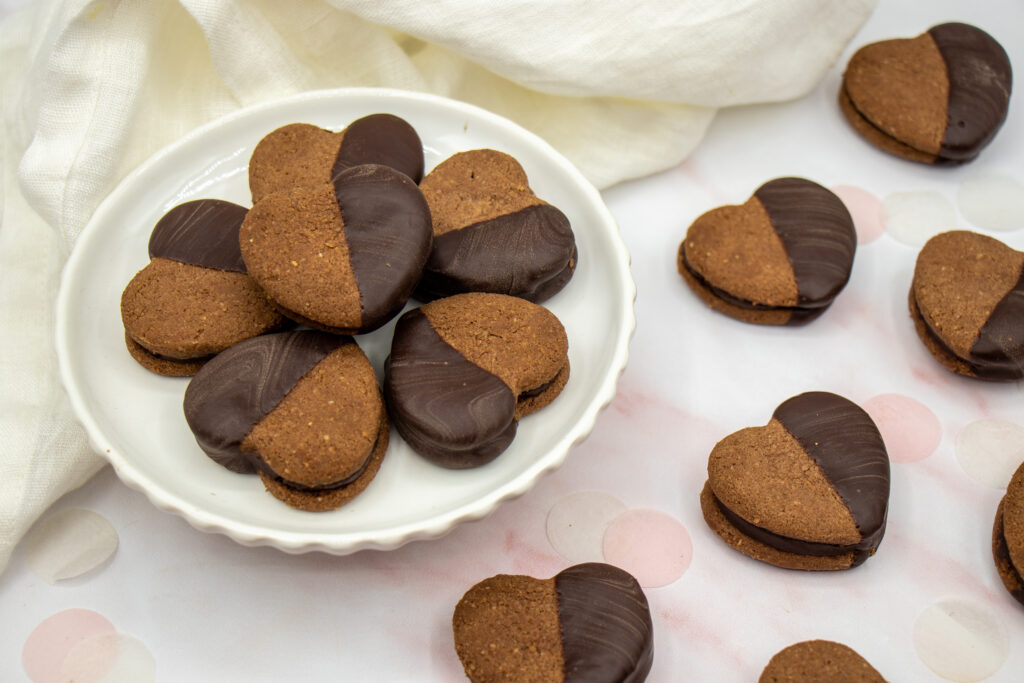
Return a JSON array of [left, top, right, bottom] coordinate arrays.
[[3, 1, 1024, 681]]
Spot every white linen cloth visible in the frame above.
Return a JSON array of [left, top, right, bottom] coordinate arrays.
[[0, 0, 875, 574]]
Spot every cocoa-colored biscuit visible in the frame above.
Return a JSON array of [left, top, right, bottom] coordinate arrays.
[[415, 149, 577, 303], [120, 199, 285, 376], [183, 330, 386, 511], [993, 461, 1024, 606], [841, 23, 1012, 164], [384, 292, 569, 468], [249, 113, 424, 203], [452, 563, 653, 683], [910, 231, 1024, 381], [240, 164, 433, 334], [759, 640, 887, 682], [701, 392, 890, 571], [678, 178, 856, 325]]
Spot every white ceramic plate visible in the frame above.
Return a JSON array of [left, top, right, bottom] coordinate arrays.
[[56, 88, 635, 554]]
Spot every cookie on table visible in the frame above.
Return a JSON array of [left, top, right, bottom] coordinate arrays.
[[415, 149, 577, 303], [760, 640, 886, 683], [910, 231, 1024, 381], [700, 391, 890, 571], [120, 199, 285, 376], [385, 292, 569, 469], [453, 563, 653, 683], [183, 330, 387, 511], [993, 460, 1024, 607], [240, 163, 432, 334], [677, 177, 856, 325], [840, 23, 1011, 165], [249, 112, 424, 202]]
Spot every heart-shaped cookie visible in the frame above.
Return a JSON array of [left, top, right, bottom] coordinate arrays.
[[240, 164, 433, 334], [414, 149, 577, 303], [385, 292, 569, 468], [840, 23, 1012, 165], [249, 113, 424, 203], [453, 563, 653, 683], [910, 231, 1024, 381], [677, 177, 856, 325], [993, 460, 1024, 607], [700, 391, 890, 571], [759, 640, 886, 683]]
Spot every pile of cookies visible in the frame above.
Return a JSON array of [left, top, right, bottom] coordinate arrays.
[[121, 113, 577, 512]]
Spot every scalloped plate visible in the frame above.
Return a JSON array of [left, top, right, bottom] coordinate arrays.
[[56, 88, 635, 554]]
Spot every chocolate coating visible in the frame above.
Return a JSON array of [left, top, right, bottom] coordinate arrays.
[[183, 330, 347, 473], [930, 23, 1013, 162], [384, 309, 517, 468], [333, 164, 433, 332], [332, 113, 424, 184], [148, 199, 248, 272], [555, 563, 653, 683], [969, 268, 1024, 380]]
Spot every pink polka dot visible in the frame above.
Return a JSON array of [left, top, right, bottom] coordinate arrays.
[[602, 509, 692, 588], [22, 608, 116, 683], [862, 394, 941, 463], [831, 185, 884, 244]]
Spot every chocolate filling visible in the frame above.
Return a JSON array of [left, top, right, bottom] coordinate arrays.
[[249, 430, 380, 492], [995, 507, 1024, 604]]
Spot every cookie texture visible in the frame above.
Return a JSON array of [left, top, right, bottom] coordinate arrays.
[[841, 23, 1012, 164], [678, 178, 855, 325], [183, 330, 386, 511], [910, 231, 1024, 380], [415, 149, 577, 303], [993, 461, 1024, 606], [249, 113, 424, 202], [240, 164, 432, 334], [453, 563, 653, 683], [702, 392, 890, 570], [759, 640, 886, 682], [385, 292, 569, 468], [120, 199, 284, 375]]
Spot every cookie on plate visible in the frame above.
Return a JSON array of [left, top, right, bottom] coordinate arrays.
[[760, 640, 886, 683], [183, 329, 387, 511], [993, 460, 1024, 607], [415, 149, 577, 303], [453, 563, 653, 683], [384, 292, 569, 468], [700, 391, 890, 570], [249, 113, 424, 202], [677, 177, 856, 325], [120, 199, 285, 376], [240, 163, 433, 334], [910, 231, 1024, 381], [840, 23, 1011, 165]]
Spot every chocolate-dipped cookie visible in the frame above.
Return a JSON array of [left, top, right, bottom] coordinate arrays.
[[240, 163, 432, 334], [414, 149, 577, 303], [453, 563, 653, 683], [993, 460, 1024, 607], [120, 199, 285, 376], [385, 292, 569, 468], [677, 178, 856, 325], [183, 329, 387, 511], [700, 392, 890, 571], [249, 113, 424, 203], [760, 640, 886, 683], [910, 231, 1024, 381], [840, 23, 1012, 165]]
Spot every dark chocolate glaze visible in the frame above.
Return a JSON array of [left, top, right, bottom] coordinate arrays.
[[555, 563, 654, 683], [930, 23, 1012, 162], [332, 113, 424, 184], [414, 204, 577, 303], [384, 308, 517, 469], [148, 199, 248, 272], [183, 330, 348, 473], [994, 503, 1024, 606], [333, 164, 433, 333], [773, 392, 890, 559], [754, 178, 857, 306], [968, 266, 1024, 380]]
